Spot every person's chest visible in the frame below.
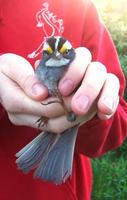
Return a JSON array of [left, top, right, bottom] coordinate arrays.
[[0, 0, 87, 65]]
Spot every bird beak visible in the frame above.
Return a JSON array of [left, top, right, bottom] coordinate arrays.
[[54, 51, 62, 60]]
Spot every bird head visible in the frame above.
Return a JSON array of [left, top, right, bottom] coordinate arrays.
[[42, 36, 75, 67]]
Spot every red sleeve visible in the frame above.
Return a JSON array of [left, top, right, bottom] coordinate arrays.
[[0, 104, 6, 120], [75, 1, 127, 157], [0, 54, 7, 120]]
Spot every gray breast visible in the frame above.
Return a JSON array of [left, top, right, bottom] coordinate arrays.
[[36, 65, 67, 94]]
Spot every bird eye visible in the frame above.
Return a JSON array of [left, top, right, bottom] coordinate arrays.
[[64, 49, 70, 55], [43, 51, 50, 56]]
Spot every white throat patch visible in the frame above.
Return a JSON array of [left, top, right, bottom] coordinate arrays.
[[45, 57, 70, 67]]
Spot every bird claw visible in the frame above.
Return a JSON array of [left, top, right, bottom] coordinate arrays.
[[35, 116, 49, 129], [67, 112, 77, 122], [41, 100, 62, 105]]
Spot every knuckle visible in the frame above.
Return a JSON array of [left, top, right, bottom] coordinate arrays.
[[41, 98, 64, 118], [4, 95, 22, 113], [84, 82, 99, 96], [90, 62, 107, 73], [98, 112, 112, 120], [107, 73, 120, 95], [20, 75, 33, 91], [47, 120, 65, 134], [51, 125, 64, 134], [8, 113, 20, 125], [76, 47, 91, 56], [75, 47, 92, 64], [82, 47, 92, 60], [107, 73, 120, 85]]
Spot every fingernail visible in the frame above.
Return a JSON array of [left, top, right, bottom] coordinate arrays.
[[103, 97, 113, 110], [32, 83, 45, 96], [59, 79, 74, 96], [74, 95, 89, 113]]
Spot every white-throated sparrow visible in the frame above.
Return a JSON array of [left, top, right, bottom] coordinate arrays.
[[16, 36, 79, 184]]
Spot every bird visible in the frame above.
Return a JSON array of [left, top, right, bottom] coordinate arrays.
[[15, 36, 79, 185]]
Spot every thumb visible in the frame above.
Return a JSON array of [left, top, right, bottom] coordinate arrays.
[[0, 53, 48, 100]]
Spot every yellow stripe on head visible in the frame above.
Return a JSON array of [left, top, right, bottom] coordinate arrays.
[[59, 40, 72, 54], [43, 42, 53, 54], [47, 46, 53, 54], [59, 44, 67, 54]]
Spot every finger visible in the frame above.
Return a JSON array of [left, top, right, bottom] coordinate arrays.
[[97, 73, 120, 119], [98, 97, 119, 120], [0, 73, 64, 118], [34, 59, 40, 70], [8, 112, 44, 130], [0, 53, 48, 100], [8, 104, 96, 133], [59, 47, 92, 96], [71, 62, 107, 115], [45, 108, 97, 134]]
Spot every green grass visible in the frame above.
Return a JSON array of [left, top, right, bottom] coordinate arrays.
[[91, 151, 127, 200], [91, 2, 127, 199]]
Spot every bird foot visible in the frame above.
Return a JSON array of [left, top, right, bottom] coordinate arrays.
[[67, 112, 77, 122], [41, 100, 62, 105], [35, 116, 49, 129]]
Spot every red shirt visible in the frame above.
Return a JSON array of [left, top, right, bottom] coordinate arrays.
[[0, 0, 127, 199]]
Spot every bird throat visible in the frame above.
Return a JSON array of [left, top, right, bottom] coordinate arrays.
[[45, 57, 70, 67]]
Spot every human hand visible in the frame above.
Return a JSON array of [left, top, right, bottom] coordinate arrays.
[[59, 47, 120, 120], [0, 53, 53, 129], [0, 53, 94, 132], [40, 47, 120, 133], [0, 49, 120, 134]]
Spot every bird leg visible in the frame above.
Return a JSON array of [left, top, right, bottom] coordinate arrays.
[[55, 90, 77, 122], [41, 100, 62, 105], [43, 89, 77, 123], [35, 89, 76, 129]]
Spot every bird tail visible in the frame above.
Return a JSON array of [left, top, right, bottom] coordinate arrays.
[[16, 125, 79, 184]]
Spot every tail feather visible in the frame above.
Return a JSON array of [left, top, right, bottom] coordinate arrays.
[[16, 125, 79, 184], [16, 132, 59, 173], [35, 125, 79, 184], [16, 132, 44, 157], [35, 147, 65, 184]]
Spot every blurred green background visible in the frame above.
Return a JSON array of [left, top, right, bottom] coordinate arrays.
[[91, 1, 127, 199]]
